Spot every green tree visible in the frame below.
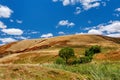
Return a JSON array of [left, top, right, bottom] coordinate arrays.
[[85, 45, 101, 57], [59, 47, 75, 64]]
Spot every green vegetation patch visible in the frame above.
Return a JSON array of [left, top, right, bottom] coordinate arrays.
[[46, 62, 120, 80]]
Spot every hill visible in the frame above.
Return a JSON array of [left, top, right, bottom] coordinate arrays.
[[0, 34, 120, 80], [0, 34, 120, 63], [0, 34, 120, 54]]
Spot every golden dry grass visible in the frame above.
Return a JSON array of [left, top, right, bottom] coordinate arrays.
[[0, 35, 120, 80], [1, 34, 120, 54], [0, 64, 82, 80], [94, 50, 120, 61], [0, 34, 120, 63]]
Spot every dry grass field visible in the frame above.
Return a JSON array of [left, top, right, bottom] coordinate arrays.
[[0, 34, 120, 80]]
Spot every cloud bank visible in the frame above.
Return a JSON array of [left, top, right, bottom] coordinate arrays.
[[87, 21, 120, 37]]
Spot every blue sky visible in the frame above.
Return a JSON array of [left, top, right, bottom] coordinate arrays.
[[0, 0, 120, 45]]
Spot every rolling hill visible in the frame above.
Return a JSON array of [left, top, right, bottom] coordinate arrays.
[[0, 34, 120, 80], [0, 34, 120, 54], [0, 34, 120, 63]]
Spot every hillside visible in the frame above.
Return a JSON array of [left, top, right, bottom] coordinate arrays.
[[0, 34, 120, 54], [0, 34, 120, 80], [0, 34, 120, 64]]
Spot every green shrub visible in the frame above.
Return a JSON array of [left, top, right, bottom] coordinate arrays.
[[90, 45, 101, 53], [79, 56, 92, 63], [54, 57, 65, 64], [67, 57, 80, 65], [85, 49, 94, 57], [46, 62, 120, 80], [59, 47, 75, 64], [85, 45, 101, 57], [79, 45, 101, 64]]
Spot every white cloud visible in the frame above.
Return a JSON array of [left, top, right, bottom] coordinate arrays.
[[86, 21, 120, 37], [115, 8, 120, 12], [107, 33, 120, 37], [31, 31, 39, 34], [81, 0, 100, 10], [58, 20, 69, 26], [58, 31, 65, 35], [63, 0, 71, 6], [58, 0, 77, 6], [74, 7, 81, 14], [114, 8, 120, 17], [88, 29, 102, 35], [84, 27, 90, 30], [0, 21, 7, 29], [41, 33, 53, 38], [0, 38, 16, 44], [99, 21, 120, 33], [10, 19, 23, 23], [75, 32, 86, 35], [68, 22, 75, 27], [2, 28, 23, 35], [15, 36, 27, 40], [52, 0, 58, 2], [10, 19, 14, 22], [0, 5, 13, 18], [57, 20, 75, 27], [54, 0, 103, 10], [16, 20, 23, 24]]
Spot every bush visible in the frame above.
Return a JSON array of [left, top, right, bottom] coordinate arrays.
[[85, 49, 94, 57], [67, 57, 80, 65], [56, 45, 101, 65], [54, 57, 65, 65], [79, 45, 101, 63], [85, 45, 101, 57], [90, 45, 101, 53], [59, 47, 75, 64], [79, 56, 92, 63]]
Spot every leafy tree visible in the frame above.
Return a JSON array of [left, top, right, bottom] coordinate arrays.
[[78, 45, 101, 64], [59, 47, 75, 64], [85, 45, 101, 57]]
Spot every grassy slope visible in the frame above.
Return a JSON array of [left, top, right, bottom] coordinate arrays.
[[0, 65, 82, 80], [0, 46, 119, 64], [0, 61, 119, 80], [1, 35, 120, 53], [45, 62, 120, 80], [0, 35, 120, 80]]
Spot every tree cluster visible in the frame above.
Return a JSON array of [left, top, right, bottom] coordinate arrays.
[[55, 45, 101, 65]]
